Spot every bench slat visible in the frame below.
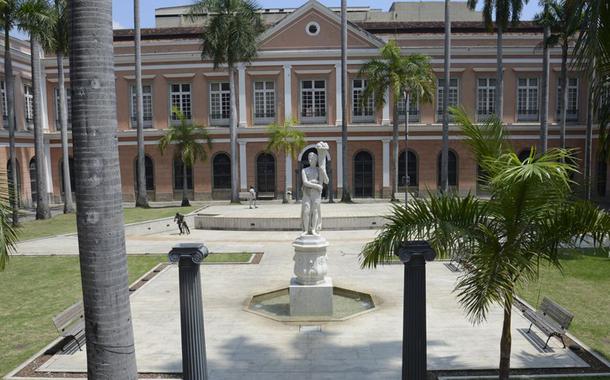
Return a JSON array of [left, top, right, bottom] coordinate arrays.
[[540, 297, 574, 329], [53, 301, 84, 334]]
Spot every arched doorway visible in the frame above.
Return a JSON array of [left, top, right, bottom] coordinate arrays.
[[437, 150, 458, 190], [353, 151, 374, 198], [256, 153, 276, 198], [296, 146, 331, 200], [398, 150, 418, 190], [212, 153, 231, 199], [29, 158, 37, 205]]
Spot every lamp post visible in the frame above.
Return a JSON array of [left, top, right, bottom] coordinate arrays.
[[169, 242, 210, 380], [396, 240, 436, 380]]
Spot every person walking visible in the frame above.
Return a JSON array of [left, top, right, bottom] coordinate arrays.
[[249, 185, 258, 209]]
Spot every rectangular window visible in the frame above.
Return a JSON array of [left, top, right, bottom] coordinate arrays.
[[24, 84, 33, 126], [209, 82, 230, 126], [351, 79, 374, 122], [130, 84, 153, 128], [54, 87, 72, 130], [476, 77, 496, 121], [170, 83, 191, 122], [300, 79, 326, 124], [557, 77, 579, 122], [397, 93, 420, 122], [253, 80, 275, 125], [436, 78, 459, 121], [517, 77, 539, 121]]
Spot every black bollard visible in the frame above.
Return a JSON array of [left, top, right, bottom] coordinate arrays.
[[169, 243, 209, 380], [396, 240, 436, 380]]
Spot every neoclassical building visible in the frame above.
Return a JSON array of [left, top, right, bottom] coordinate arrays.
[[1, 0, 607, 205]]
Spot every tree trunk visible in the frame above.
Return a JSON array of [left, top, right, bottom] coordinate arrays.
[[134, 0, 148, 208], [392, 104, 399, 200], [69, 1, 138, 378], [540, 21, 550, 153], [584, 68, 594, 200], [31, 37, 51, 219], [404, 92, 410, 206], [340, 0, 351, 203], [182, 159, 190, 207], [559, 41, 569, 152], [441, 0, 451, 193], [283, 151, 289, 203], [496, 25, 504, 121], [499, 294, 513, 379], [229, 66, 239, 203], [5, 26, 18, 226], [57, 54, 74, 213]]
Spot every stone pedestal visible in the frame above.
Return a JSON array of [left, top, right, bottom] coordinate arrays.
[[289, 234, 333, 316]]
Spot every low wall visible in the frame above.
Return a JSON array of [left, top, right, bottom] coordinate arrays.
[[194, 214, 386, 231]]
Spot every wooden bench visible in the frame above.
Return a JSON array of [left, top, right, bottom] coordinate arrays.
[[52, 301, 85, 351], [522, 297, 574, 349]]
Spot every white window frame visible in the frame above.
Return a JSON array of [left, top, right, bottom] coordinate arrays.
[[169, 83, 192, 123], [253, 80, 276, 125], [209, 81, 230, 126], [557, 77, 579, 122], [24, 84, 33, 128], [517, 77, 540, 122], [130, 84, 153, 128], [436, 78, 459, 122], [351, 78, 375, 123], [397, 92, 420, 123], [54, 87, 72, 130], [476, 77, 496, 121], [300, 79, 327, 124]]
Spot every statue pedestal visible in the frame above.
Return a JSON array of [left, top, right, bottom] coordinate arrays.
[[290, 234, 333, 316]]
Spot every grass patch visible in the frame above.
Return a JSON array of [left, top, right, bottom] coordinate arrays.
[[0, 255, 166, 377], [17, 206, 197, 241], [205, 252, 253, 263], [518, 248, 610, 361]]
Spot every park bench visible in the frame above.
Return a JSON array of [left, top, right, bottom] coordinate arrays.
[[52, 301, 85, 351], [522, 297, 574, 349]]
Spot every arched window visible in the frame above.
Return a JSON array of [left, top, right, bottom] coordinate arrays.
[[212, 153, 231, 190], [7, 159, 21, 204], [398, 150, 418, 187], [173, 159, 193, 190], [256, 153, 275, 195], [29, 158, 37, 203], [60, 157, 75, 194], [353, 151, 374, 197], [437, 150, 458, 188], [134, 155, 154, 191], [597, 160, 607, 197]]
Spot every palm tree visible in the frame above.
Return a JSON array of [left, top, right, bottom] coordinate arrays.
[[0, 168, 18, 271], [190, 0, 264, 204], [134, 0, 148, 208], [265, 119, 305, 203], [361, 107, 610, 380], [48, 0, 74, 213], [441, 0, 451, 193], [359, 42, 435, 200], [159, 108, 212, 207], [19, 0, 53, 219], [69, 0, 138, 377], [468, 0, 528, 121], [340, 0, 351, 203]]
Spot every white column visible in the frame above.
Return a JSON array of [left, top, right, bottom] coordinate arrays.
[[382, 88, 390, 125], [39, 55, 49, 131], [44, 139, 53, 194], [285, 154, 292, 193], [238, 64, 247, 127], [239, 141, 247, 191], [283, 64, 292, 122], [382, 139, 390, 188], [336, 140, 343, 188], [335, 62, 342, 126]]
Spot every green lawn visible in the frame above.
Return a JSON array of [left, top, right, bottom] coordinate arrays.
[[518, 249, 610, 362], [17, 206, 197, 241]]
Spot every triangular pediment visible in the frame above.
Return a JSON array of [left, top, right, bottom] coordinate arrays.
[[258, 0, 383, 51]]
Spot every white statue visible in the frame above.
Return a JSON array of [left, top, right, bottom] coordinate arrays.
[[301, 142, 329, 236]]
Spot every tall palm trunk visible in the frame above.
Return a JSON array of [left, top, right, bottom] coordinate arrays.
[[584, 70, 594, 200], [182, 159, 190, 207], [229, 65, 239, 203], [57, 53, 74, 213], [559, 41, 568, 151], [441, 0, 451, 193], [69, 0, 138, 377], [496, 25, 504, 120], [540, 19, 550, 153], [283, 151, 289, 203], [404, 92, 410, 205], [499, 294, 513, 380], [134, 0, 148, 208], [340, 0, 351, 202], [5, 26, 18, 226], [392, 105, 399, 200], [31, 37, 51, 219]]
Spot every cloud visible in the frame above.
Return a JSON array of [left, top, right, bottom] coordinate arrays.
[[113, 20, 126, 29]]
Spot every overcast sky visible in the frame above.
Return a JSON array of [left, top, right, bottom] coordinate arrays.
[[112, 0, 543, 29]]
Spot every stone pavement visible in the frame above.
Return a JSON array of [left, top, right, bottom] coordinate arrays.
[[37, 228, 587, 379], [198, 202, 394, 218]]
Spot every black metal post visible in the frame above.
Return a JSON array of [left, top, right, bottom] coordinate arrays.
[[396, 240, 436, 380], [169, 243, 210, 380]]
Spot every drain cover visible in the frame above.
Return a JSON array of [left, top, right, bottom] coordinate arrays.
[[299, 325, 321, 333]]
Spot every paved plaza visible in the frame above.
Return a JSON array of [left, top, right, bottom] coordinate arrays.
[[32, 225, 587, 379]]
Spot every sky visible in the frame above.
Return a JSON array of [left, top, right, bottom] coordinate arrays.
[[111, 0, 543, 29]]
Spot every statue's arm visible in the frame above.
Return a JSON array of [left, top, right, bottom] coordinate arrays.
[[302, 169, 323, 190]]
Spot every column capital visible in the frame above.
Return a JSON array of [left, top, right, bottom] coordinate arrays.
[[169, 243, 209, 265]]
